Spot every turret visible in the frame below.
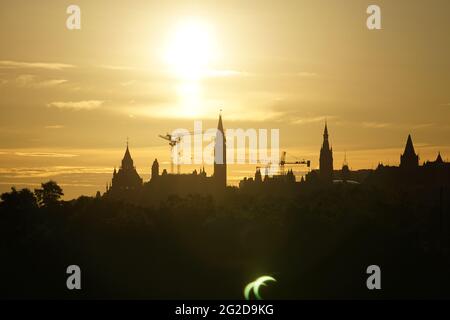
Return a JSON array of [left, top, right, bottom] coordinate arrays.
[[151, 158, 159, 180]]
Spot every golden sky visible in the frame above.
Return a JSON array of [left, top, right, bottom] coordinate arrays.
[[1, 0, 449, 198]]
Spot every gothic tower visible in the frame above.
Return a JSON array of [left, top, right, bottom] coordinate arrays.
[[214, 114, 227, 188], [109, 141, 143, 195], [400, 134, 419, 169], [319, 122, 333, 182], [151, 158, 159, 180], [121, 142, 134, 170]]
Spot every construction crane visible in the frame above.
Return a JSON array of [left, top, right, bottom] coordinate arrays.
[[158, 131, 202, 174], [254, 151, 310, 178], [279, 151, 311, 175]]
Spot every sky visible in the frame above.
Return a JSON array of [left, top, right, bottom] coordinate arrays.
[[0, 0, 449, 199]]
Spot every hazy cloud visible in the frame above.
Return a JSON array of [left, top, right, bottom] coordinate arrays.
[[14, 152, 78, 158], [15, 74, 36, 86], [291, 115, 334, 125], [100, 65, 136, 71], [44, 125, 64, 129], [0, 166, 111, 179], [362, 122, 391, 129], [15, 74, 68, 88], [35, 79, 68, 88], [0, 60, 75, 70], [279, 71, 319, 78], [47, 100, 104, 110], [412, 123, 434, 129]]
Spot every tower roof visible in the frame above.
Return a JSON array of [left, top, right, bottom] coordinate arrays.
[[121, 142, 134, 169], [321, 121, 331, 151], [403, 134, 417, 157], [123, 145, 132, 162], [435, 152, 443, 163], [217, 114, 224, 133]]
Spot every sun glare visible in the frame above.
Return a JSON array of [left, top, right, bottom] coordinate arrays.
[[164, 19, 216, 80]]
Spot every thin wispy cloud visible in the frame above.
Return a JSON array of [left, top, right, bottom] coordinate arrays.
[[14, 152, 78, 158], [15, 74, 36, 86], [279, 71, 319, 78], [360, 121, 434, 130], [362, 122, 391, 129], [35, 79, 68, 88], [15, 74, 68, 88], [0, 60, 74, 70], [0, 166, 112, 179], [100, 65, 136, 71], [412, 123, 434, 129], [47, 100, 104, 110], [44, 125, 64, 129], [291, 115, 334, 125]]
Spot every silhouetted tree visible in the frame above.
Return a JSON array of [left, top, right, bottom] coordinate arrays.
[[0, 187, 38, 211], [34, 181, 64, 207]]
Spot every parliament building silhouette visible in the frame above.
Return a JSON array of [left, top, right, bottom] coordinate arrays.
[[104, 114, 227, 202], [103, 115, 449, 202]]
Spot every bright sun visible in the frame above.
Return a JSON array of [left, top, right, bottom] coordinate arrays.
[[164, 19, 216, 80]]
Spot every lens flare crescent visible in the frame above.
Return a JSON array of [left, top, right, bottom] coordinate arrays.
[[244, 275, 276, 300]]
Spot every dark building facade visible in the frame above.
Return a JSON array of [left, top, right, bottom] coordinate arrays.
[[367, 134, 449, 187]]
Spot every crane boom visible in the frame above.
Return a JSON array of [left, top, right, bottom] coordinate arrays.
[[158, 131, 203, 174]]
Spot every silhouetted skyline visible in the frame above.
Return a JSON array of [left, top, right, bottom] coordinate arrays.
[[1, 0, 449, 198]]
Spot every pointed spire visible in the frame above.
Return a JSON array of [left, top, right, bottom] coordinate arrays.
[[214, 111, 227, 187], [435, 151, 443, 163], [217, 113, 224, 133], [400, 134, 419, 168], [403, 134, 416, 156], [122, 138, 134, 169]]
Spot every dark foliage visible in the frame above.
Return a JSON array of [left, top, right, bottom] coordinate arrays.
[[1, 182, 449, 299]]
